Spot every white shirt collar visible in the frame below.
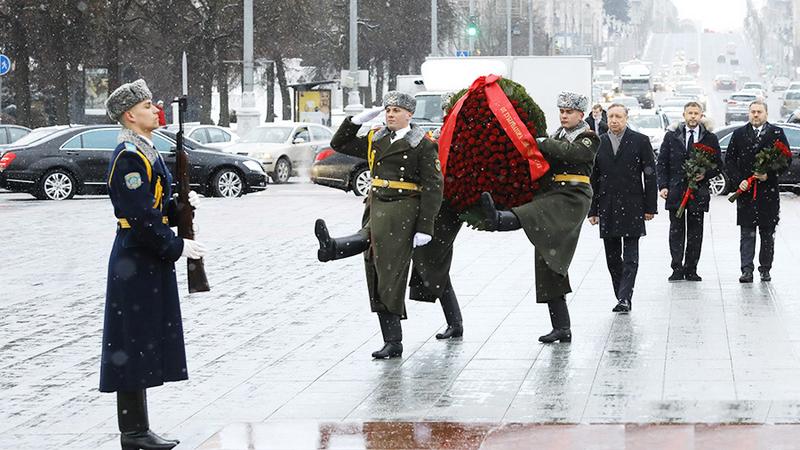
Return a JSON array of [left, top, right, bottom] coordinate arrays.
[[390, 125, 411, 142], [138, 134, 155, 148], [753, 124, 763, 133]]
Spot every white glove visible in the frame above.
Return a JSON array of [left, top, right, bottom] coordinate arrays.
[[351, 107, 383, 125], [181, 239, 207, 259], [188, 190, 200, 209], [412, 233, 432, 248]]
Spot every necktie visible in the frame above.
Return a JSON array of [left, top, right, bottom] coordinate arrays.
[[687, 129, 695, 151], [389, 130, 397, 141], [755, 127, 761, 139]]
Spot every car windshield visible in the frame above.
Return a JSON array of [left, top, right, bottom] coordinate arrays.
[[730, 95, 756, 102], [743, 83, 762, 89], [11, 127, 62, 146], [785, 92, 800, 100], [412, 96, 444, 122], [661, 99, 687, 107], [240, 127, 292, 143], [629, 115, 662, 128]]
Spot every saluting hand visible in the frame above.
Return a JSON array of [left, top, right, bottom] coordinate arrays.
[[351, 107, 383, 125]]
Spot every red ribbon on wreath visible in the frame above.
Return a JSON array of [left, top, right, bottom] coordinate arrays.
[[437, 74, 550, 182], [728, 175, 759, 202]]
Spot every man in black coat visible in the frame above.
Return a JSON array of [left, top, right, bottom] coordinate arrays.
[[589, 103, 658, 312], [724, 100, 791, 282], [656, 102, 723, 282], [586, 104, 609, 135]]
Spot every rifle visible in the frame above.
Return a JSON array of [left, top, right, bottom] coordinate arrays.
[[174, 96, 210, 293]]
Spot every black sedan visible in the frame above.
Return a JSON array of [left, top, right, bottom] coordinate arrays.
[[0, 125, 267, 200], [310, 145, 371, 196], [709, 123, 800, 195]]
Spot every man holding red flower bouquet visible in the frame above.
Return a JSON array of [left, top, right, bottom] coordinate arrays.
[[656, 102, 723, 282], [724, 100, 790, 283]]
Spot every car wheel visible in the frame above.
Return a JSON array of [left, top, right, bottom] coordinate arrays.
[[211, 168, 244, 198], [709, 173, 728, 196], [351, 167, 371, 196], [271, 157, 291, 184], [36, 169, 76, 200]]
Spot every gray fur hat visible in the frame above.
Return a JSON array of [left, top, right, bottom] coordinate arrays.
[[106, 79, 153, 122], [383, 91, 416, 113], [557, 91, 589, 112]]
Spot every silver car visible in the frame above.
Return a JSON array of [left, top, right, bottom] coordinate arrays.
[[225, 122, 333, 183]]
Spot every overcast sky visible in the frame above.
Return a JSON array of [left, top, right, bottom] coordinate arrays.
[[670, 0, 765, 31]]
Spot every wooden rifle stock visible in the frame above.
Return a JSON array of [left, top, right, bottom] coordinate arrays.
[[174, 96, 210, 293]]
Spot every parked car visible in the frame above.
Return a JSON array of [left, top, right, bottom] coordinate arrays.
[[787, 81, 800, 92], [742, 82, 766, 97], [627, 109, 670, 153], [713, 74, 737, 91], [0, 125, 267, 200], [163, 123, 239, 150], [310, 145, 371, 196], [709, 123, 800, 195], [781, 90, 800, 117], [225, 122, 333, 183], [0, 125, 31, 149], [773, 76, 791, 92], [0, 125, 65, 156], [724, 92, 759, 125]]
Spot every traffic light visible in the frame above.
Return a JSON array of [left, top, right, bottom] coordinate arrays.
[[466, 17, 478, 37]]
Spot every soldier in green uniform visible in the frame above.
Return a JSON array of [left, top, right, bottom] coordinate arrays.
[[480, 91, 600, 343], [314, 91, 443, 359]]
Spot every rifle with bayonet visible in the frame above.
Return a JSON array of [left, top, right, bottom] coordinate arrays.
[[174, 95, 210, 293]]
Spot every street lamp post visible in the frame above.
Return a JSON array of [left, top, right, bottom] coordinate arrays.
[[237, 0, 260, 137], [507, 0, 512, 56], [345, 0, 363, 114], [528, 0, 534, 56], [469, 0, 475, 53], [431, 0, 438, 56]]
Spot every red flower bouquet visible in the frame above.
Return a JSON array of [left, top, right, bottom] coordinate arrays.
[[675, 143, 719, 218], [728, 139, 792, 202], [437, 75, 549, 226]]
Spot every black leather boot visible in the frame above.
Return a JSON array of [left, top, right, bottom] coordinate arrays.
[[739, 270, 754, 283], [372, 312, 403, 358], [436, 282, 463, 339], [480, 192, 521, 231], [117, 390, 179, 450], [315, 219, 370, 262], [539, 297, 572, 343]]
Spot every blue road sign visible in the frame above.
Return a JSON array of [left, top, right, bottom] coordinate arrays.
[[0, 55, 10, 76], [455, 50, 471, 57]]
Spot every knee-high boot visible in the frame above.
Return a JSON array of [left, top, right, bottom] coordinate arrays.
[[315, 219, 370, 262], [117, 390, 179, 450], [436, 281, 463, 339], [480, 192, 521, 231], [538, 296, 572, 343], [372, 312, 403, 359]]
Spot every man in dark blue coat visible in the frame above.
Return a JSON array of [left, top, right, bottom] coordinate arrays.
[[724, 100, 790, 282], [588, 103, 658, 313], [656, 102, 723, 282], [101, 79, 206, 450]]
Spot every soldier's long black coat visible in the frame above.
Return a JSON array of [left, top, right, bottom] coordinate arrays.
[[589, 128, 658, 238], [99, 139, 187, 393], [724, 122, 791, 228]]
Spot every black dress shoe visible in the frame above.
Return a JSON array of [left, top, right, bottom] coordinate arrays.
[[668, 270, 684, 281], [760, 270, 771, 282], [121, 430, 179, 450], [611, 301, 624, 312], [435, 323, 463, 339], [538, 328, 572, 343], [613, 299, 631, 313], [684, 272, 702, 282], [371, 342, 403, 359], [739, 271, 753, 283]]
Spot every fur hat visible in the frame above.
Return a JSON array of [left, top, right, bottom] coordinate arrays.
[[106, 79, 152, 122], [557, 91, 589, 113], [383, 91, 416, 113]]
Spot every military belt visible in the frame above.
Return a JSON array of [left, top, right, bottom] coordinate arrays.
[[553, 174, 590, 185], [371, 178, 422, 191], [118, 217, 169, 228]]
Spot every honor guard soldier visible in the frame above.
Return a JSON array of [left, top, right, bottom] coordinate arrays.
[[314, 91, 444, 359], [480, 91, 600, 344], [99, 79, 206, 450]]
